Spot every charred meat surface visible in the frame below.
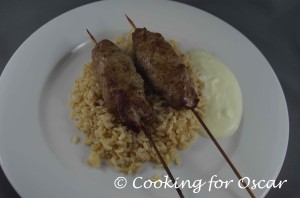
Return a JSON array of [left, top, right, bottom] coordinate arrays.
[[132, 28, 199, 109], [92, 39, 153, 131]]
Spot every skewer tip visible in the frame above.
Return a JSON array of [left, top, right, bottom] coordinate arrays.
[[86, 28, 97, 46], [125, 14, 137, 30]]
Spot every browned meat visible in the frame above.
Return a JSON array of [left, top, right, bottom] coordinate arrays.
[[132, 28, 199, 109], [92, 39, 153, 131]]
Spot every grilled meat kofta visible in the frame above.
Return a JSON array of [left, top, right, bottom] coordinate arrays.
[[91, 39, 154, 131], [131, 28, 199, 109]]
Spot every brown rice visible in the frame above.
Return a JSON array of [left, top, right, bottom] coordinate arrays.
[[69, 32, 205, 174]]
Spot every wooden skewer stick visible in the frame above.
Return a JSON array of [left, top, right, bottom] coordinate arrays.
[[125, 15, 256, 198], [125, 14, 137, 30], [191, 109, 256, 198], [142, 125, 184, 198], [86, 29, 97, 45], [86, 29, 184, 198], [123, 17, 185, 197]]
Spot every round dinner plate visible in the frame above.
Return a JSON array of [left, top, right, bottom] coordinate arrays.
[[0, 0, 289, 197]]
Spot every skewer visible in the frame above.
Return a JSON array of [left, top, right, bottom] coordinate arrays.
[[125, 14, 137, 30], [86, 29, 97, 45], [191, 109, 256, 198], [142, 125, 184, 198], [125, 15, 256, 198], [86, 29, 184, 198]]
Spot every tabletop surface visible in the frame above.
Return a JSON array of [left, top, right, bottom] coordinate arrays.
[[0, 0, 299, 197]]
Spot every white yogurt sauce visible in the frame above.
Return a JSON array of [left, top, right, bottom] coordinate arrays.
[[186, 50, 243, 139]]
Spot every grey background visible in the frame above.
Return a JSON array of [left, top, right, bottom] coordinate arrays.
[[0, 0, 299, 197]]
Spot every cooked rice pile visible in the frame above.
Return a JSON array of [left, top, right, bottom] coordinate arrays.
[[69, 32, 205, 174]]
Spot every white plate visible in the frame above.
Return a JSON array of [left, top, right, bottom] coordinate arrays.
[[0, 0, 289, 198]]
